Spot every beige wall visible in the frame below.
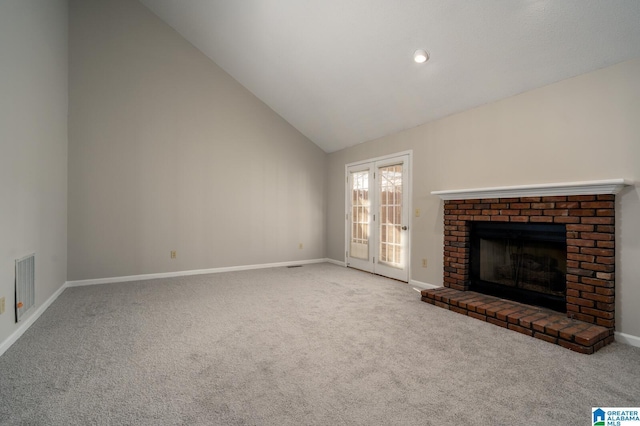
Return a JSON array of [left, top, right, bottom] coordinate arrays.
[[327, 58, 640, 338], [0, 0, 68, 344], [68, 0, 326, 280]]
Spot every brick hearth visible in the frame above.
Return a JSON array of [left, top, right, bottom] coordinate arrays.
[[421, 287, 613, 354], [427, 194, 616, 353]]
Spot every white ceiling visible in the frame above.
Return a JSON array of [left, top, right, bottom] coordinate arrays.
[[140, 0, 640, 153]]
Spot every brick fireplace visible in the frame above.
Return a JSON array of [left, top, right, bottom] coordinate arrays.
[[422, 180, 630, 354]]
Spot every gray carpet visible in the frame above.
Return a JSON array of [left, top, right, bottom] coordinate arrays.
[[0, 263, 638, 425]]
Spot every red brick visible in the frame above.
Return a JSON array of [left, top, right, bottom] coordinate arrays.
[[596, 302, 615, 311], [531, 317, 556, 332], [544, 209, 569, 216], [473, 215, 491, 221], [567, 209, 596, 216], [581, 232, 614, 241], [554, 216, 581, 223], [507, 309, 539, 324], [566, 239, 595, 247], [521, 209, 543, 216], [534, 332, 558, 344], [566, 268, 594, 277], [508, 324, 533, 336], [510, 203, 531, 209], [574, 327, 609, 346], [596, 225, 615, 233], [490, 216, 510, 222], [571, 313, 595, 324], [542, 196, 567, 202], [581, 263, 614, 273], [597, 241, 615, 249], [579, 277, 613, 288], [468, 311, 487, 321], [596, 256, 615, 265], [473, 203, 491, 209], [568, 195, 596, 202], [558, 339, 593, 354], [582, 201, 614, 209], [521, 197, 541, 202], [594, 287, 614, 296], [580, 308, 614, 319], [567, 253, 595, 262], [596, 272, 614, 280], [530, 216, 553, 223], [581, 247, 614, 256], [597, 194, 615, 201], [519, 313, 550, 328], [596, 209, 615, 217], [566, 282, 595, 292], [556, 201, 580, 209], [582, 217, 614, 225], [532, 203, 555, 209], [558, 323, 592, 341], [596, 318, 615, 328], [487, 317, 508, 328], [566, 224, 594, 232], [491, 203, 509, 209], [481, 210, 500, 215], [566, 296, 595, 307], [510, 216, 530, 222]]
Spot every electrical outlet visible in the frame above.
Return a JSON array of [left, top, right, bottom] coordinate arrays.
[[170, 250, 177, 259], [299, 243, 303, 249], [0, 296, 5, 315], [422, 258, 428, 268], [415, 208, 421, 217]]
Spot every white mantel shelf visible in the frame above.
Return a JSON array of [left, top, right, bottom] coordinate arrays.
[[431, 179, 633, 201]]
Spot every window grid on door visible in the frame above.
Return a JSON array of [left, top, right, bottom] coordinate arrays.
[[379, 165, 402, 267], [350, 171, 369, 260]]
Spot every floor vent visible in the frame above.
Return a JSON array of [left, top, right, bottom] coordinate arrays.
[[15, 253, 35, 322], [287, 265, 303, 268]]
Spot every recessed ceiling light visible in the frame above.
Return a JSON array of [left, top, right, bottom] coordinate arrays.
[[413, 49, 429, 64]]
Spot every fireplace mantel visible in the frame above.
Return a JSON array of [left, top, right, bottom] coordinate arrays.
[[431, 179, 632, 201]]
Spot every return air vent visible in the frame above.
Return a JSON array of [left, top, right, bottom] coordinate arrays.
[[15, 254, 35, 322]]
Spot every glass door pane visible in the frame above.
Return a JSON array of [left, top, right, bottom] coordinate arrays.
[[378, 164, 403, 269], [350, 170, 369, 260]]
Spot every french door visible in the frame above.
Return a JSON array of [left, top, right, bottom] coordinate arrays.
[[346, 154, 410, 282]]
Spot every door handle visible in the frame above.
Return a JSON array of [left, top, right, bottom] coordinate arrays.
[[402, 226, 408, 231]]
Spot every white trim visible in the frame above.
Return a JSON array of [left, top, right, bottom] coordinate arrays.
[[0, 281, 68, 358], [615, 331, 640, 348], [345, 150, 414, 168], [409, 279, 441, 290], [65, 258, 330, 287], [431, 179, 633, 200], [326, 258, 346, 267]]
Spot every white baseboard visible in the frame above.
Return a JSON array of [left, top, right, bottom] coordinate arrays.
[[326, 258, 346, 267], [0, 281, 68, 358], [65, 258, 331, 287], [615, 331, 640, 348], [409, 279, 441, 290]]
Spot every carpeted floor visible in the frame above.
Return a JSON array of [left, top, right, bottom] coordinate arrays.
[[0, 263, 638, 425]]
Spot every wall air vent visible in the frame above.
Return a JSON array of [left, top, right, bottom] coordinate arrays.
[[15, 253, 35, 322]]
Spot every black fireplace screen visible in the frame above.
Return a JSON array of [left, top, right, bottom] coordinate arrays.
[[470, 222, 567, 312]]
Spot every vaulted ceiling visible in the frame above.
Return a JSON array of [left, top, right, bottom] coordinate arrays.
[[140, 0, 640, 153]]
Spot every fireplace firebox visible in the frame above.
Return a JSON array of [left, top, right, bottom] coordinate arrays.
[[469, 222, 567, 312]]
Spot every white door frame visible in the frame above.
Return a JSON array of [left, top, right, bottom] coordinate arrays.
[[344, 150, 412, 282]]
